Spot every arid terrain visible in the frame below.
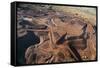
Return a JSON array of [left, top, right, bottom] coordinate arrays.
[[17, 4, 96, 64]]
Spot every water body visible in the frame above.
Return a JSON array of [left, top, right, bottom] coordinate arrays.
[[16, 20, 40, 65], [17, 31, 39, 65]]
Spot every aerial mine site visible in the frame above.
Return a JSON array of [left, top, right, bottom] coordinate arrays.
[[17, 4, 96, 64]]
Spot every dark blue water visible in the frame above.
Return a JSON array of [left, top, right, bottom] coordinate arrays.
[[17, 31, 39, 65]]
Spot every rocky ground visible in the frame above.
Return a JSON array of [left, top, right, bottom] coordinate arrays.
[[17, 4, 96, 64]]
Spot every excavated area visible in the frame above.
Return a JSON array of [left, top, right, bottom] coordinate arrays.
[[17, 5, 96, 64], [23, 10, 96, 64]]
